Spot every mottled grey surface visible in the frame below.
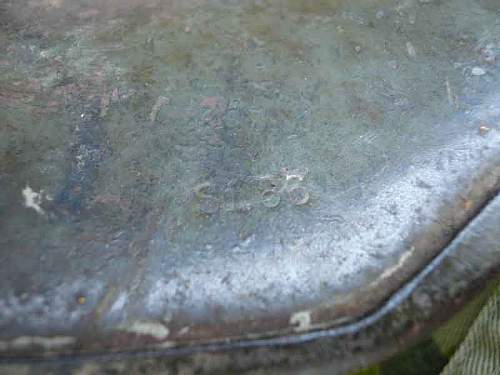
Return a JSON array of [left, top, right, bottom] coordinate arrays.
[[0, 0, 499, 367]]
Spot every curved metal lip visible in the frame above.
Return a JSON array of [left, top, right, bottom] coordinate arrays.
[[3, 190, 498, 365]]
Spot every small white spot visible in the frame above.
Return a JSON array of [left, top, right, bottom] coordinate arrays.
[[178, 326, 190, 336], [479, 125, 491, 135], [22, 185, 45, 215], [285, 173, 305, 181], [157, 341, 175, 348], [10, 337, 31, 348], [290, 311, 312, 332], [471, 67, 486, 76], [406, 42, 417, 58], [126, 321, 170, 340]]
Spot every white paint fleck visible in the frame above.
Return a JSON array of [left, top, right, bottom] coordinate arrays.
[[471, 67, 486, 76], [290, 310, 312, 332], [126, 321, 169, 340], [10, 336, 75, 350], [22, 185, 45, 215], [379, 246, 417, 281], [157, 341, 175, 348], [178, 326, 190, 336], [284, 171, 306, 181], [10, 337, 32, 348], [406, 42, 417, 58]]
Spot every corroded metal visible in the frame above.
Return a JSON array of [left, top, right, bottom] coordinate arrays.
[[0, 0, 499, 372]]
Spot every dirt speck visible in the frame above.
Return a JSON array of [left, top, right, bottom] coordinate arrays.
[[200, 96, 226, 111], [77, 296, 86, 305], [479, 124, 491, 135]]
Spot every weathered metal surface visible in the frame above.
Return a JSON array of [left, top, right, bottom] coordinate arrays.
[[0, 0, 499, 371], [2, 192, 499, 374]]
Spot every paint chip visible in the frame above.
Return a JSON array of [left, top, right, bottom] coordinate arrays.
[[126, 321, 170, 340], [406, 42, 417, 58], [10, 336, 75, 350], [471, 67, 486, 76], [22, 185, 45, 215], [290, 311, 312, 332], [379, 246, 416, 280]]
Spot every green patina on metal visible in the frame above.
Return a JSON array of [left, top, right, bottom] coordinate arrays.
[[0, 0, 499, 372]]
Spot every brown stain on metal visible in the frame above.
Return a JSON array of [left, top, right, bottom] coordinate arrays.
[[341, 81, 382, 125]]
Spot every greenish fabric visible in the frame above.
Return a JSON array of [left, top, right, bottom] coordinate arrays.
[[351, 284, 500, 375], [433, 281, 499, 357], [440, 288, 500, 375]]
